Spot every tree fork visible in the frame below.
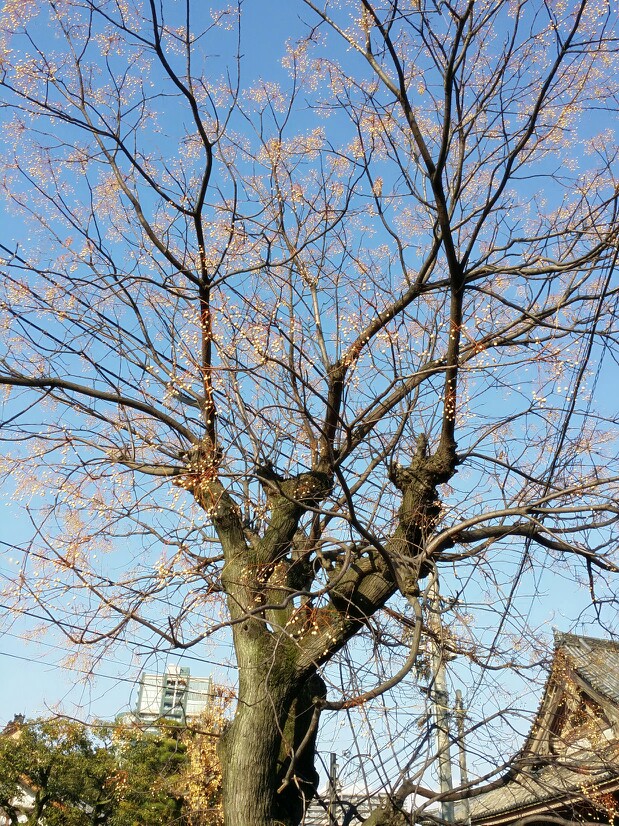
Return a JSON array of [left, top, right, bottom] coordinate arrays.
[[388, 434, 458, 596]]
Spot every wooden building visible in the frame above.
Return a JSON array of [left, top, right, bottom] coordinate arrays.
[[468, 634, 619, 826]]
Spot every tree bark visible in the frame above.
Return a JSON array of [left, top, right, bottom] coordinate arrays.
[[219, 646, 324, 826], [219, 680, 290, 826]]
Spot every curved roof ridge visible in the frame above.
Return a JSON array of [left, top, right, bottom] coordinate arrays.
[[554, 630, 619, 649], [554, 631, 619, 708]]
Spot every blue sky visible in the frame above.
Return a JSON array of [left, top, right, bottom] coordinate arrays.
[[0, 2, 617, 803], [0, 0, 308, 727]]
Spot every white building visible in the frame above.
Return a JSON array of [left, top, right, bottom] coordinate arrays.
[[134, 665, 214, 725]]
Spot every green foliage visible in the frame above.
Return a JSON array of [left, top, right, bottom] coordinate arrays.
[[108, 724, 186, 826], [0, 718, 105, 826], [0, 718, 188, 826]]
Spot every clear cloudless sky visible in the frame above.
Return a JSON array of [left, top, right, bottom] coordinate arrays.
[[0, 0, 306, 727], [0, 0, 616, 736]]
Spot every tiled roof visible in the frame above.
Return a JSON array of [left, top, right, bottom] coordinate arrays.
[[468, 633, 619, 824], [556, 633, 619, 706], [468, 756, 618, 823]]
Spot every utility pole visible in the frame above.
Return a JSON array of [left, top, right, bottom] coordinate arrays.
[[455, 690, 471, 826], [428, 576, 455, 824], [328, 752, 338, 826]]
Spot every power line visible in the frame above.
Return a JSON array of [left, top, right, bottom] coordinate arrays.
[[0, 626, 236, 672], [0, 599, 238, 671], [0, 648, 144, 688]]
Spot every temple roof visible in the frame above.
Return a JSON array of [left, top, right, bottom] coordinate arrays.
[[554, 632, 619, 706], [468, 761, 618, 824], [467, 633, 619, 825]]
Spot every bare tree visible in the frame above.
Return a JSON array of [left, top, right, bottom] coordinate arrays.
[[1, 1, 618, 824]]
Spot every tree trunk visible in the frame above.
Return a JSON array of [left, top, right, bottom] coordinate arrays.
[[27, 793, 48, 826], [219, 636, 323, 826], [220, 679, 290, 826], [0, 803, 19, 826]]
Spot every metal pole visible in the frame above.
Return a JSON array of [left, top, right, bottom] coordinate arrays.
[[328, 752, 338, 825], [428, 577, 455, 824], [455, 690, 471, 826]]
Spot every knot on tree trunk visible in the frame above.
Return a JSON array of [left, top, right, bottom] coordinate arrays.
[[388, 434, 458, 591], [174, 437, 222, 493], [172, 441, 246, 532]]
